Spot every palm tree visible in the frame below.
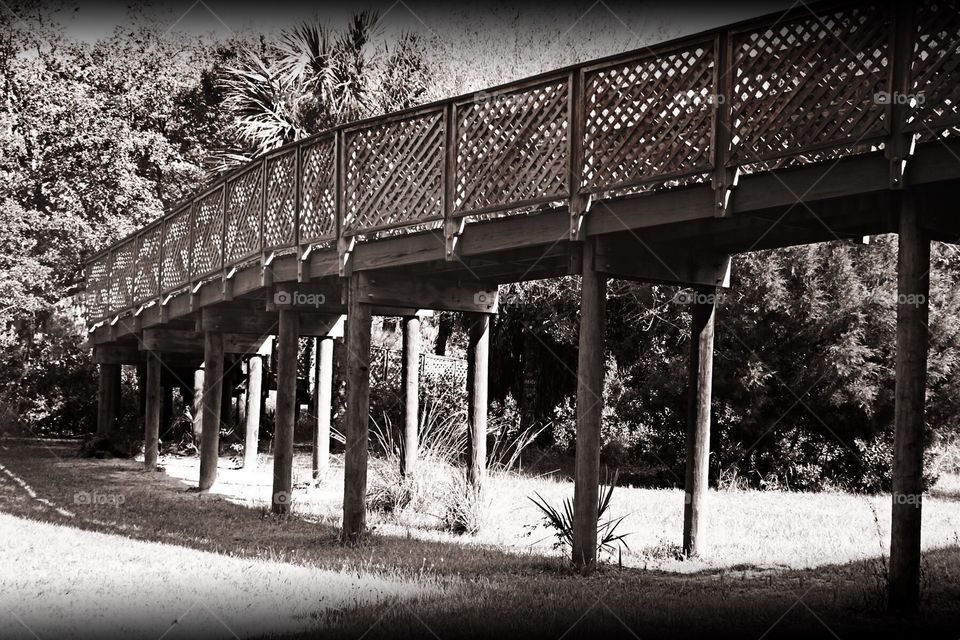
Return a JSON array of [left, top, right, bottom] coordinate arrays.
[[219, 11, 431, 164]]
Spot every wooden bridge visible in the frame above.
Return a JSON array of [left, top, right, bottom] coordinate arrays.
[[84, 0, 960, 613]]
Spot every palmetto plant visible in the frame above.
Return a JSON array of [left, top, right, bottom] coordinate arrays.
[[220, 11, 429, 164], [529, 470, 630, 557]]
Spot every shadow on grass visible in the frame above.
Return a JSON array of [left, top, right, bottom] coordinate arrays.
[[1, 438, 959, 640]]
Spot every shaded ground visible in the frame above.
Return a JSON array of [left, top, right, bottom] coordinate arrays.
[[0, 437, 958, 639]]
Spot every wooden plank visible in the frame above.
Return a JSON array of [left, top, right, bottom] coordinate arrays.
[[571, 239, 606, 573], [356, 272, 499, 313], [343, 274, 372, 540], [141, 329, 266, 355], [466, 314, 490, 486], [888, 192, 930, 615], [594, 235, 731, 288], [683, 287, 716, 557], [93, 344, 142, 365], [272, 309, 299, 514], [198, 331, 223, 491]]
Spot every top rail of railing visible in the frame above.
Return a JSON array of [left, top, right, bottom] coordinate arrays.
[[84, 0, 960, 324]]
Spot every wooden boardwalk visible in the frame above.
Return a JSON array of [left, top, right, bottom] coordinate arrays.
[[84, 0, 960, 614]]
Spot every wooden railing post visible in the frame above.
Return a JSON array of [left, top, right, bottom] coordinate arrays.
[[443, 102, 464, 260], [886, 2, 917, 190], [712, 31, 736, 216], [569, 69, 589, 240]]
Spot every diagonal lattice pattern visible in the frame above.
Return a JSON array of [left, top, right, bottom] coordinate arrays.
[[86, 254, 111, 321], [344, 111, 444, 235], [108, 239, 136, 313], [730, 3, 890, 165], [133, 224, 162, 303], [264, 151, 297, 249], [224, 164, 263, 264], [909, 0, 960, 136], [192, 187, 224, 278], [162, 207, 191, 292], [582, 44, 715, 193], [455, 80, 569, 214], [300, 136, 337, 242]]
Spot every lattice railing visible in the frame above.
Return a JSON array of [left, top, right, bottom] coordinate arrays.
[[454, 78, 569, 214], [343, 109, 445, 235], [729, 2, 890, 166], [582, 41, 715, 193], [908, 0, 960, 137], [84, 0, 960, 324], [371, 346, 467, 387]]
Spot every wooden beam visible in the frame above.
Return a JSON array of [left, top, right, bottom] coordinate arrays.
[[144, 352, 162, 471], [93, 344, 142, 365], [466, 314, 490, 487], [683, 286, 716, 557], [313, 337, 334, 480], [401, 316, 421, 476], [272, 309, 300, 514], [141, 329, 271, 356], [198, 331, 223, 491], [244, 355, 263, 470], [888, 192, 930, 615], [97, 363, 121, 437], [572, 239, 606, 573], [343, 274, 372, 541], [356, 272, 499, 313], [593, 235, 731, 288]]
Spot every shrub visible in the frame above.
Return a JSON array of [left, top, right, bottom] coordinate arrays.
[[528, 470, 630, 558]]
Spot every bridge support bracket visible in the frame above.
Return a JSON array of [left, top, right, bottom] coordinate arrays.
[[338, 236, 355, 277], [569, 194, 592, 241], [444, 217, 466, 262]]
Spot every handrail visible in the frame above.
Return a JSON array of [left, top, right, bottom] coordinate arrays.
[[83, 0, 960, 325]]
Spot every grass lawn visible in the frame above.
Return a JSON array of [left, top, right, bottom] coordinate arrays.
[[1, 437, 959, 639]]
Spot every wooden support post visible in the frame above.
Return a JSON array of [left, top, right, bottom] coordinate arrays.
[[161, 384, 173, 442], [272, 309, 300, 514], [144, 352, 162, 471], [244, 355, 263, 469], [572, 239, 606, 573], [466, 314, 490, 486], [313, 337, 334, 479], [192, 367, 204, 443], [343, 275, 372, 540], [401, 316, 421, 476], [889, 192, 930, 615], [96, 363, 121, 436], [683, 286, 716, 557], [198, 332, 223, 491]]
